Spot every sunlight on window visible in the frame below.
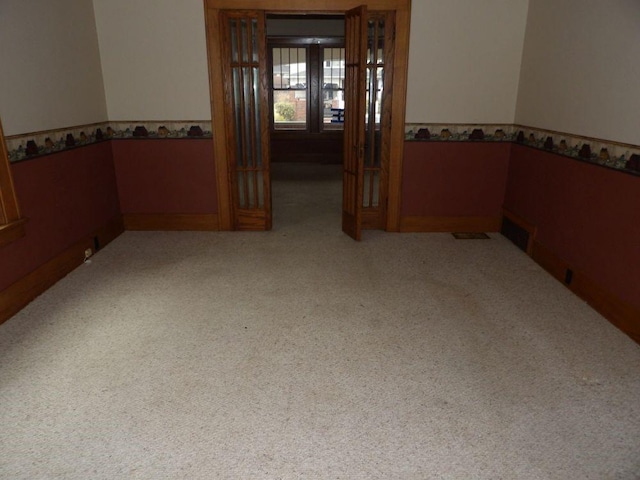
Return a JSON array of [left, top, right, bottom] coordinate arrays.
[[322, 48, 345, 130], [272, 47, 307, 130]]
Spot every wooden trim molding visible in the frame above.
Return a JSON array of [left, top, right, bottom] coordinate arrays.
[[399, 215, 502, 233], [532, 241, 640, 344], [123, 213, 219, 231], [206, 0, 411, 10], [0, 116, 26, 248], [0, 215, 124, 326]]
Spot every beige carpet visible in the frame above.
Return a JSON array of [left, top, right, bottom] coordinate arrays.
[[1, 163, 639, 479]]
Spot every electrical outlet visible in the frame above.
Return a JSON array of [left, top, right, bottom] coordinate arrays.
[[84, 248, 92, 260]]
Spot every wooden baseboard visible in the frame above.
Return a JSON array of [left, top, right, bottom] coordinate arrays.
[[532, 241, 640, 344], [0, 218, 27, 248], [123, 213, 219, 231], [399, 216, 502, 233], [0, 215, 124, 326]]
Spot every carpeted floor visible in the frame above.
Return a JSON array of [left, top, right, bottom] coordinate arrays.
[[1, 163, 639, 479]]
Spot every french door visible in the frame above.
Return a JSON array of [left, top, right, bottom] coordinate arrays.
[[342, 6, 368, 240], [205, 0, 411, 235], [219, 11, 271, 230]]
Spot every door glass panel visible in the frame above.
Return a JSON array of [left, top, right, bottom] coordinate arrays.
[[363, 16, 385, 209], [243, 66, 254, 168], [227, 14, 268, 212], [240, 19, 249, 62], [230, 20, 239, 63], [237, 171, 246, 207], [253, 67, 262, 167], [246, 169, 255, 208], [251, 19, 258, 63], [232, 68, 243, 167], [256, 171, 264, 208]]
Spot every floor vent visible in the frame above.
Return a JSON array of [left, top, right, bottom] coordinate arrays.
[[501, 215, 529, 253], [452, 232, 490, 240]]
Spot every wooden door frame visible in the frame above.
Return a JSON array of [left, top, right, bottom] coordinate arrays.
[[204, 0, 411, 232]]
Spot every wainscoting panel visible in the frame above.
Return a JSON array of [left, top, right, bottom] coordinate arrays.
[[532, 242, 640, 344], [112, 138, 217, 216], [401, 141, 511, 221], [0, 142, 121, 292], [0, 215, 123, 326], [505, 145, 640, 343]]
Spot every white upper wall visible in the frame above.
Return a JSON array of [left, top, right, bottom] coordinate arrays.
[[515, 0, 640, 145], [405, 0, 529, 124], [0, 0, 107, 136], [5, 0, 637, 145], [93, 0, 529, 124], [92, 0, 211, 121]]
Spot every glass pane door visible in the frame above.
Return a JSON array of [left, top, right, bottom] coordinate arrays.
[[362, 12, 394, 229], [222, 12, 271, 230]]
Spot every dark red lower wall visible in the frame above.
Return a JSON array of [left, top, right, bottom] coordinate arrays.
[[504, 144, 640, 309], [401, 142, 511, 217], [271, 132, 343, 164], [0, 142, 121, 291], [112, 139, 217, 214]]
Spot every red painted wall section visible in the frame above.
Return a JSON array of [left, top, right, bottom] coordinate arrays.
[[112, 139, 217, 214], [401, 142, 511, 217], [0, 142, 121, 291], [504, 144, 640, 308]]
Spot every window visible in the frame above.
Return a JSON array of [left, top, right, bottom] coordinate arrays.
[[272, 47, 308, 129], [322, 47, 345, 129], [0, 116, 25, 248], [269, 39, 344, 132]]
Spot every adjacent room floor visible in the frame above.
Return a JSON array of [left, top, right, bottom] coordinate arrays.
[[1, 163, 639, 479]]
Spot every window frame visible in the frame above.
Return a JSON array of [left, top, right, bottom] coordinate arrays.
[[0, 117, 26, 248], [270, 43, 310, 131], [268, 36, 344, 134], [321, 46, 346, 131]]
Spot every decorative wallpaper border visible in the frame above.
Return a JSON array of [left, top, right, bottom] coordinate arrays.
[[5, 121, 213, 163], [405, 123, 518, 143], [5, 120, 639, 175], [405, 123, 640, 175]]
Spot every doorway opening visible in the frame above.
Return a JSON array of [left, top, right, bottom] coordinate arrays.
[[267, 13, 392, 232], [267, 15, 345, 230], [204, 0, 411, 238]]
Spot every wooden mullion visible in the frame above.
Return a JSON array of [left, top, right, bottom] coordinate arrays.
[[0, 118, 21, 224]]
